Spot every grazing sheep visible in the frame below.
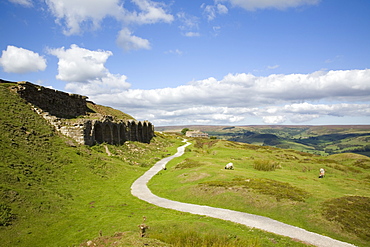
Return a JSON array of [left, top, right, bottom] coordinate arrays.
[[319, 168, 325, 178], [225, 162, 234, 170]]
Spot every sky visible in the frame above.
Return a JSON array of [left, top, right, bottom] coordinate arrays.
[[0, 0, 370, 126]]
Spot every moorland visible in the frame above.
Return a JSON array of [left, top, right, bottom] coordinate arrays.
[[156, 125, 370, 157], [1, 82, 369, 246]]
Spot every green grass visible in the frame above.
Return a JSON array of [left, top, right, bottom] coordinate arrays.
[[322, 196, 370, 242], [0, 84, 311, 246], [253, 159, 281, 171], [200, 177, 310, 202], [149, 138, 370, 247]]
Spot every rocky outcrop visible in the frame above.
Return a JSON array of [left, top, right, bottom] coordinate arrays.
[[15, 81, 88, 118], [3, 80, 154, 145]]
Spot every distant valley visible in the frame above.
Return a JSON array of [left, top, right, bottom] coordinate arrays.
[[156, 125, 370, 157]]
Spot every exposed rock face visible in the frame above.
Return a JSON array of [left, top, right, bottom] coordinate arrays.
[[5, 80, 154, 145], [15, 81, 88, 118]]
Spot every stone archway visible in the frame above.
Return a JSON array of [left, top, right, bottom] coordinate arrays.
[[130, 121, 138, 141], [112, 124, 119, 144], [138, 122, 143, 142], [103, 124, 112, 144], [120, 123, 126, 144], [142, 122, 147, 143], [147, 122, 153, 141], [94, 123, 103, 144]]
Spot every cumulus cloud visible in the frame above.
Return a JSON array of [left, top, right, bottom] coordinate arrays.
[[45, 0, 124, 35], [65, 73, 130, 95], [8, 0, 33, 7], [0, 45, 46, 74], [81, 69, 370, 125], [44, 0, 173, 51], [124, 0, 174, 24], [48, 44, 112, 82], [217, 0, 320, 11], [48, 44, 130, 95], [116, 28, 151, 51]]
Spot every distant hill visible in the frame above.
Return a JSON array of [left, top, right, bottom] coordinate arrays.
[[156, 125, 370, 156]]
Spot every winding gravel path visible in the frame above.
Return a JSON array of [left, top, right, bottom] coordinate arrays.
[[131, 141, 356, 247]]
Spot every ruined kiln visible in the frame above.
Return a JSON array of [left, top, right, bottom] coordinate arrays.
[[7, 80, 154, 145]]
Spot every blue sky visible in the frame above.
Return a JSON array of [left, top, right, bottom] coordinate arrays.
[[1, 0, 369, 126]]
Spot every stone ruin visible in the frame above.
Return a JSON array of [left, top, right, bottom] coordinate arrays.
[[40, 113, 154, 146], [3, 80, 154, 145]]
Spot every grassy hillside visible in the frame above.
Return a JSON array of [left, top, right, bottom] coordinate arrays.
[[1, 83, 313, 246], [86, 101, 135, 120], [149, 138, 370, 247]]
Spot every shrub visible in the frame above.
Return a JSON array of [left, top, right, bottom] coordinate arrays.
[[175, 158, 205, 169], [253, 159, 281, 171], [0, 203, 14, 226]]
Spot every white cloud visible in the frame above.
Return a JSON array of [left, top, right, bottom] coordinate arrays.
[[217, 3, 229, 14], [267, 64, 279, 70], [116, 28, 151, 51], [217, 0, 320, 11], [184, 32, 201, 37], [165, 49, 183, 56], [0, 45, 46, 74], [45, 0, 173, 34], [48, 44, 112, 82], [45, 0, 173, 51], [65, 73, 130, 95], [8, 0, 32, 7], [202, 3, 228, 21], [177, 12, 200, 37], [45, 0, 124, 35], [177, 12, 199, 30], [124, 0, 174, 24], [48, 44, 130, 95], [262, 115, 286, 124], [82, 69, 370, 125]]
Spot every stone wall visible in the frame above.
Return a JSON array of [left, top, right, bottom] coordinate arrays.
[[49, 116, 154, 145], [15, 81, 88, 118], [3, 80, 154, 145]]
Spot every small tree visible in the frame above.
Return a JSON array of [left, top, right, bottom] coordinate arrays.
[[181, 128, 189, 135]]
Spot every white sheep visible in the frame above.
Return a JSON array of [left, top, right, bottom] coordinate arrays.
[[225, 162, 234, 170]]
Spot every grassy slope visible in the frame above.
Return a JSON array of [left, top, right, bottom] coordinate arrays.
[[0, 83, 177, 246], [149, 138, 370, 247], [0, 84, 312, 247], [86, 102, 135, 120]]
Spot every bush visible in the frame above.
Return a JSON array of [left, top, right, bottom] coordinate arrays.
[[0, 203, 14, 226], [175, 158, 205, 169], [253, 159, 280, 171]]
